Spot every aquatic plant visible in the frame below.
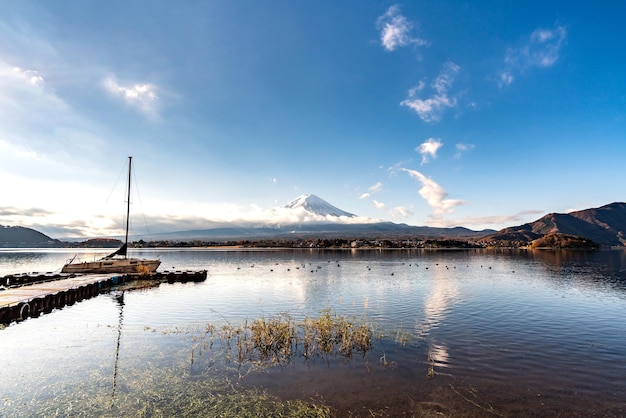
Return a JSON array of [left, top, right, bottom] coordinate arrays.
[[250, 313, 297, 363], [8, 365, 332, 418], [3, 309, 434, 417], [204, 309, 373, 369]]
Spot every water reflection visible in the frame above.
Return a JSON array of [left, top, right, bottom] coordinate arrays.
[[1, 249, 625, 416], [528, 250, 626, 296], [111, 291, 125, 400], [420, 265, 459, 370]]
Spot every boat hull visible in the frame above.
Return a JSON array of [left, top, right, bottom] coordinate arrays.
[[61, 258, 161, 274]]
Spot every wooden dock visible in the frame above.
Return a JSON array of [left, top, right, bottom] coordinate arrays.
[[0, 270, 207, 325]]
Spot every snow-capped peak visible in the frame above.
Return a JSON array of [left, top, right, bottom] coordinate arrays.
[[282, 194, 356, 217]]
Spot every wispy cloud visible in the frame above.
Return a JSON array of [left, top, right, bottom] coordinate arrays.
[[0, 66, 44, 87], [432, 209, 544, 229], [391, 206, 413, 219], [417, 138, 443, 164], [359, 181, 383, 199], [499, 24, 567, 87], [454, 143, 474, 159], [0, 206, 53, 218], [369, 182, 383, 193], [0, 62, 67, 136], [374, 200, 386, 209], [0, 138, 40, 161], [401, 168, 466, 215], [0, 60, 104, 165], [401, 61, 460, 122], [376, 5, 428, 52], [103, 75, 160, 119]]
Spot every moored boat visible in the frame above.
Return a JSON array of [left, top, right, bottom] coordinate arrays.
[[60, 252, 161, 274], [61, 157, 161, 274]]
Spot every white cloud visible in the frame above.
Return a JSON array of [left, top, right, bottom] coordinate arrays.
[[103, 76, 159, 119], [0, 139, 40, 160], [417, 138, 443, 164], [369, 182, 383, 193], [499, 71, 514, 86], [376, 5, 428, 52], [138, 200, 384, 231], [401, 62, 460, 122], [528, 26, 567, 67], [391, 206, 412, 218], [6, 195, 387, 239], [0, 66, 44, 87], [407, 80, 426, 96], [454, 143, 475, 159], [401, 95, 455, 123], [500, 24, 567, 87], [374, 200, 386, 209], [0, 60, 105, 166], [401, 168, 466, 215], [360, 181, 383, 199], [433, 62, 459, 94], [432, 209, 544, 230], [0, 63, 48, 102]]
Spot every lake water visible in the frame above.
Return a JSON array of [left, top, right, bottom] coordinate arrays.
[[1, 248, 625, 417]]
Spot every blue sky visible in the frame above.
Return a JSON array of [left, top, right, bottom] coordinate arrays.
[[1, 1, 624, 239]]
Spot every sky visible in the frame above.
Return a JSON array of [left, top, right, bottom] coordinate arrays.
[[1, 1, 625, 239]]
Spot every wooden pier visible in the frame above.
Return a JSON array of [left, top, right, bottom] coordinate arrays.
[[0, 270, 207, 325]]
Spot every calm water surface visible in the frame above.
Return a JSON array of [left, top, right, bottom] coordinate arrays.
[[1, 248, 625, 417]]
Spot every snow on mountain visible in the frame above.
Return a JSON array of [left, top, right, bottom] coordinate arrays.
[[282, 194, 356, 218]]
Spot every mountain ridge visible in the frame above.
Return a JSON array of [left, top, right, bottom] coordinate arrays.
[[137, 222, 493, 242], [483, 202, 626, 247], [5, 196, 624, 246], [0, 225, 61, 248], [131, 194, 493, 241]]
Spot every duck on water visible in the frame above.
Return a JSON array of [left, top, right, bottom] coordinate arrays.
[[61, 157, 161, 274]]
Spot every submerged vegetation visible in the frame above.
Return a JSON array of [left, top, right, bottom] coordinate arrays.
[[192, 309, 374, 374], [10, 365, 332, 418], [5, 309, 397, 417]]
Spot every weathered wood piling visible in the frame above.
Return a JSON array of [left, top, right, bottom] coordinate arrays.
[[0, 270, 207, 325]]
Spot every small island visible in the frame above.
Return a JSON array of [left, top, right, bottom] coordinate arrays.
[[529, 233, 600, 250]]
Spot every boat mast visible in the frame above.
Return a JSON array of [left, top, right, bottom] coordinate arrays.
[[124, 156, 132, 259]]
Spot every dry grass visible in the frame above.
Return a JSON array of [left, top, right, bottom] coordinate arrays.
[[201, 309, 373, 371], [136, 264, 153, 276]]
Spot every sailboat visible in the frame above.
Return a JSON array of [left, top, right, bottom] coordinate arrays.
[[61, 157, 161, 274]]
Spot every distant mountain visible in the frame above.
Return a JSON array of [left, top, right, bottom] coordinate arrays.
[[0, 225, 62, 248], [483, 202, 626, 247], [145, 222, 493, 241], [2, 195, 499, 245], [282, 194, 356, 217], [77, 238, 123, 248], [137, 194, 494, 241]]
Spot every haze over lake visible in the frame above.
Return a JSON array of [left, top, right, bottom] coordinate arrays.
[[1, 248, 625, 417]]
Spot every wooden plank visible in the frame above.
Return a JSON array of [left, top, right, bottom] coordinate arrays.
[[0, 274, 114, 308], [1, 270, 206, 324]]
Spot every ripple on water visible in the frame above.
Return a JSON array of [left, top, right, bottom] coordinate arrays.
[[2, 249, 626, 416]]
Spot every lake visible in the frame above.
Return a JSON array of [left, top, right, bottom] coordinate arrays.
[[1, 248, 625, 417]]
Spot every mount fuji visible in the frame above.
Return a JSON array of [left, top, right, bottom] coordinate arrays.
[[282, 194, 356, 218], [134, 194, 494, 241]]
